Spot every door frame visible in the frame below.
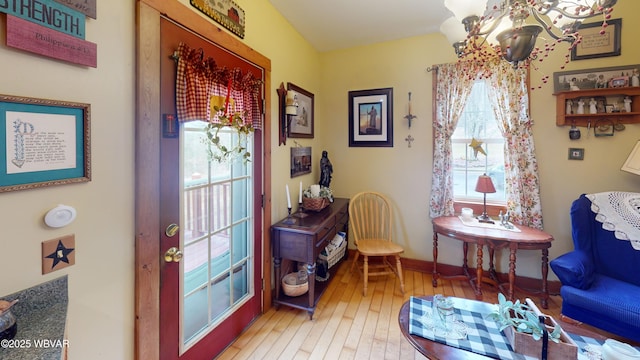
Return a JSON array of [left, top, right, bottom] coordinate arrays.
[[135, 1, 272, 359]]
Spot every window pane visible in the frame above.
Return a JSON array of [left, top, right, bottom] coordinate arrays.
[[451, 81, 505, 202]]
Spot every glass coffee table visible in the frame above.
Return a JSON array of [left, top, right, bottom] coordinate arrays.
[[398, 296, 606, 360]]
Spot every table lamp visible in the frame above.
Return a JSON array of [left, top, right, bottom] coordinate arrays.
[[475, 173, 496, 224]]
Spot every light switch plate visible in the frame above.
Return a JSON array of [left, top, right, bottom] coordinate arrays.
[[42, 234, 75, 274]]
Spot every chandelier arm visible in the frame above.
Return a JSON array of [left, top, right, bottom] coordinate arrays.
[[531, 10, 565, 41]]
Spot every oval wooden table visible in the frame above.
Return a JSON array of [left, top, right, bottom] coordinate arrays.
[[432, 216, 553, 308], [398, 296, 605, 360]]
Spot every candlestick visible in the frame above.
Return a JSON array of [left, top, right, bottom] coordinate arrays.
[[299, 181, 303, 204], [286, 184, 291, 209]]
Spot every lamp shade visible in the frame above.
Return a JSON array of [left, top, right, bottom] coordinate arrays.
[[475, 174, 496, 194], [440, 16, 468, 45]]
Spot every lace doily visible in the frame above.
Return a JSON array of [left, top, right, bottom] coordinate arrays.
[[586, 192, 640, 250]]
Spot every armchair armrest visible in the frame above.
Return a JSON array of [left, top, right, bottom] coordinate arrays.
[[550, 250, 594, 290]]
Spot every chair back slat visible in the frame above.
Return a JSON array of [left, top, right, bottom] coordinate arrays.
[[349, 191, 392, 246]]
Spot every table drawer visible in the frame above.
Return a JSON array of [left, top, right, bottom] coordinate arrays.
[[316, 216, 335, 242]]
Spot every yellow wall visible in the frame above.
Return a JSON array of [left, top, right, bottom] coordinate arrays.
[[319, 1, 640, 276], [0, 0, 638, 358]]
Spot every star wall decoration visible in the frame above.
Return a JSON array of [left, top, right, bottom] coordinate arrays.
[[42, 234, 76, 274], [46, 240, 75, 268], [469, 138, 487, 158]]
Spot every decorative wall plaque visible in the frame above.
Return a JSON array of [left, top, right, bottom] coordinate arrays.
[[190, 0, 245, 39]]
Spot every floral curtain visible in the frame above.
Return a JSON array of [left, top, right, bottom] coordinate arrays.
[[174, 42, 262, 129], [429, 62, 480, 218], [485, 60, 543, 229]]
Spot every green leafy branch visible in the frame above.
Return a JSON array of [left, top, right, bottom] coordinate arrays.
[[486, 293, 563, 343], [204, 106, 254, 163]]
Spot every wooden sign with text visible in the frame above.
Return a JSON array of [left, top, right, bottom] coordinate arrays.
[[0, 0, 85, 39], [6, 15, 97, 67], [53, 0, 97, 19]]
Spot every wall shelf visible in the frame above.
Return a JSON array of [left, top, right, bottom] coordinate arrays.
[[554, 87, 640, 127]]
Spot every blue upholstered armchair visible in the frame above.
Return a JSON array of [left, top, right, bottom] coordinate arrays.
[[550, 193, 640, 342]]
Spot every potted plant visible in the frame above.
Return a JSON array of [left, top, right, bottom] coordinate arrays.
[[204, 106, 254, 163], [302, 185, 333, 211], [486, 293, 577, 359]]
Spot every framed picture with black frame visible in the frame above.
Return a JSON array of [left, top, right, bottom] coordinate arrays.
[[348, 87, 393, 147]]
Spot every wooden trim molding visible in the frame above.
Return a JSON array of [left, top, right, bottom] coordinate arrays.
[[135, 1, 272, 359], [135, 3, 161, 359]]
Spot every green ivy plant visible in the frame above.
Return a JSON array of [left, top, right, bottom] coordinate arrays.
[[486, 293, 563, 343], [204, 106, 254, 163]]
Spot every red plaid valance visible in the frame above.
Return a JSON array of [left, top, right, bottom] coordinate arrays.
[[175, 42, 263, 130]]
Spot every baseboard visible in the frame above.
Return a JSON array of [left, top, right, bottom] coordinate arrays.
[[347, 249, 561, 295]]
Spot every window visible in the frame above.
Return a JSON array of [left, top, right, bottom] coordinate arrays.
[[451, 80, 505, 203]]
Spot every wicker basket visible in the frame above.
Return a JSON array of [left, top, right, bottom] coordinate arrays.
[[319, 239, 347, 268], [302, 196, 330, 212], [282, 272, 308, 297]]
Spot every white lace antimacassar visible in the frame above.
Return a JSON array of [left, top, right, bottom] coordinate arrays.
[[586, 192, 640, 250]]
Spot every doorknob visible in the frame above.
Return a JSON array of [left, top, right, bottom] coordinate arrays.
[[164, 247, 183, 263]]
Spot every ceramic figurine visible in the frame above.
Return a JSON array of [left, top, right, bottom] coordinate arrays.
[[624, 96, 632, 113], [566, 100, 573, 114], [589, 98, 597, 114], [577, 99, 585, 114]]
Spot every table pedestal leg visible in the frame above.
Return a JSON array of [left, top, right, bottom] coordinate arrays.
[[274, 257, 281, 308], [508, 245, 516, 302], [541, 248, 549, 309], [307, 262, 316, 319], [432, 232, 439, 287], [475, 244, 483, 300]]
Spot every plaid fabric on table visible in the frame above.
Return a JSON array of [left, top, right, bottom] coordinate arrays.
[[408, 296, 616, 360]]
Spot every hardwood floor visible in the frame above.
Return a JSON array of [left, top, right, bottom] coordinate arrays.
[[216, 261, 634, 359]]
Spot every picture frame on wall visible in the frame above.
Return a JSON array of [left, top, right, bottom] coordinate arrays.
[[0, 94, 91, 193], [287, 83, 314, 139], [571, 18, 621, 61], [552, 64, 640, 93], [290, 146, 311, 178], [348, 87, 393, 147]]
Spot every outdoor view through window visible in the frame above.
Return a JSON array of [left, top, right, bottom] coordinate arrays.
[[452, 81, 506, 203]]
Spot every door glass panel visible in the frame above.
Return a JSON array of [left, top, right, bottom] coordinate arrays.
[[181, 121, 254, 351]]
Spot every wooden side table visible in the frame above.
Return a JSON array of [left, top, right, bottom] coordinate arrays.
[[431, 216, 553, 308], [271, 198, 349, 319]]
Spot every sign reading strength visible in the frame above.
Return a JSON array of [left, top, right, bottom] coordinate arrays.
[[0, 0, 85, 39]]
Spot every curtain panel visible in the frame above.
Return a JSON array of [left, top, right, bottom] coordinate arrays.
[[429, 60, 543, 229], [175, 42, 262, 129], [429, 61, 480, 218]]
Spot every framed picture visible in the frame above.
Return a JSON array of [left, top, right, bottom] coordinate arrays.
[[553, 64, 640, 93], [571, 18, 621, 61], [348, 87, 393, 147], [621, 140, 640, 175], [568, 148, 584, 161], [287, 83, 314, 139], [290, 146, 311, 178], [190, 0, 245, 38], [0, 94, 91, 192]]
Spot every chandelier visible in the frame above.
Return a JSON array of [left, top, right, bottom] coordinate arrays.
[[439, 0, 617, 68]]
